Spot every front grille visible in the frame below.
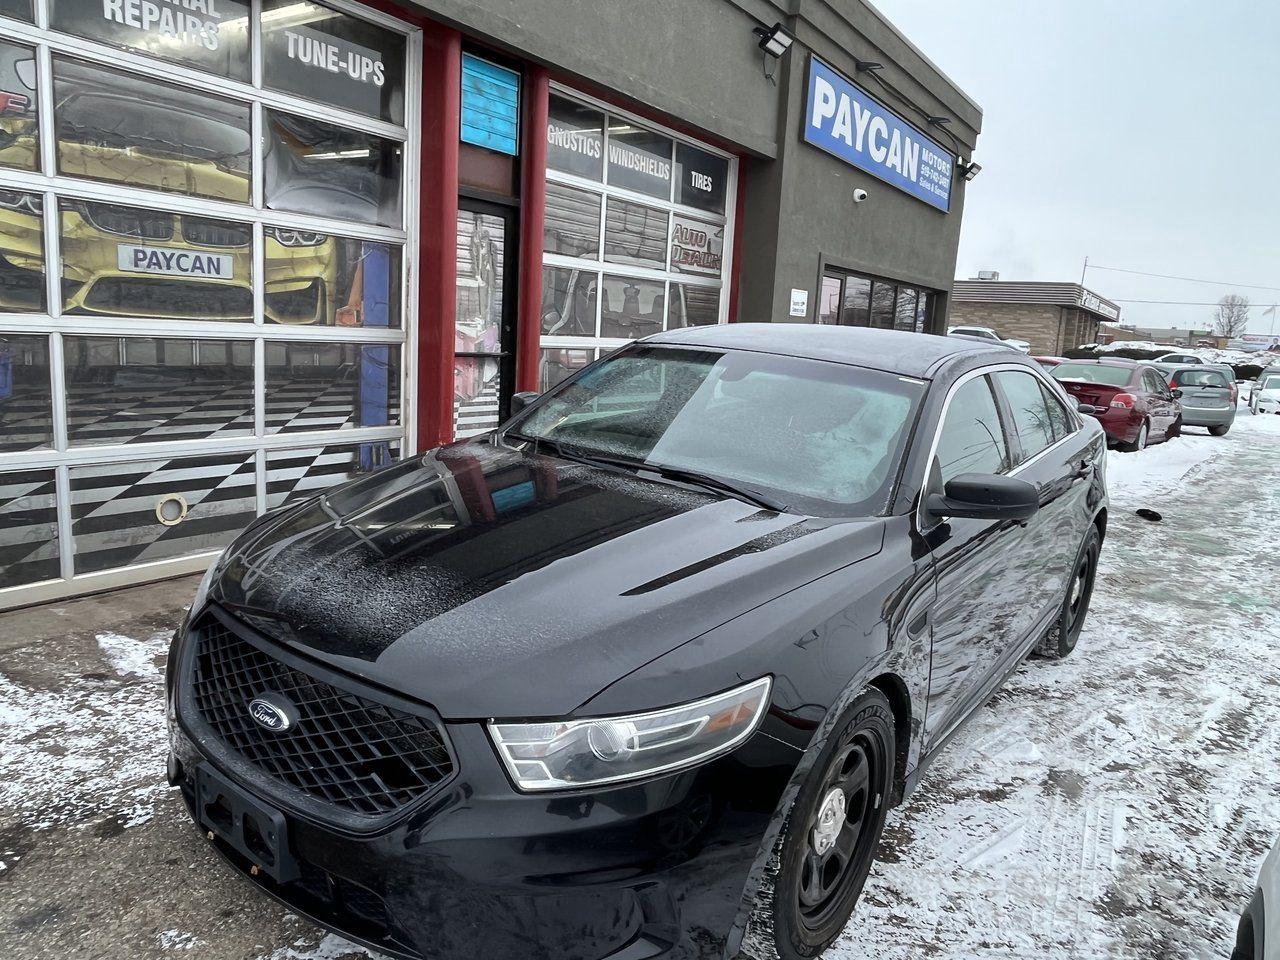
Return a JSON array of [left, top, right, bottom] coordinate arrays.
[[81, 277, 253, 319], [183, 218, 251, 248], [189, 614, 455, 818], [81, 203, 173, 240]]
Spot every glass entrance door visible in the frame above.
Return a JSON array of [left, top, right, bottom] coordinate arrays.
[[454, 202, 517, 438]]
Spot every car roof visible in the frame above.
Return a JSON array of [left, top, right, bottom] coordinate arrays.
[[646, 323, 1012, 379]]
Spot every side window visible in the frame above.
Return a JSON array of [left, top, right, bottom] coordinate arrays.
[[1144, 370, 1166, 394], [934, 376, 1009, 484], [994, 371, 1057, 462], [1038, 380, 1074, 441]]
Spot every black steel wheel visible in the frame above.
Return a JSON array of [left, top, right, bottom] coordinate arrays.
[[766, 689, 895, 959], [1037, 524, 1101, 660]]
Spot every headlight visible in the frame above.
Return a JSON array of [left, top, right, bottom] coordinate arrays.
[[0, 188, 41, 215], [489, 676, 771, 791], [265, 225, 327, 247]]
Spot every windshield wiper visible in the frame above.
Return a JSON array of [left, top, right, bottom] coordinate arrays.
[[508, 432, 789, 512], [640, 463, 790, 513]]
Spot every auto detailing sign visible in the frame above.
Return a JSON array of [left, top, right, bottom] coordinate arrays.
[[670, 215, 723, 277], [804, 56, 954, 213]]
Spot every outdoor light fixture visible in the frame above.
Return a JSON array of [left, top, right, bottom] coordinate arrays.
[[958, 159, 982, 181], [753, 22, 794, 58], [854, 58, 883, 72], [927, 116, 952, 127]]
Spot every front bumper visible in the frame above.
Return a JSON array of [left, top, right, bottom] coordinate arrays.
[[167, 638, 798, 960]]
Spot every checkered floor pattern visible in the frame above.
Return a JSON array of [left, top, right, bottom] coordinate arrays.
[[454, 383, 500, 440], [0, 439, 401, 590], [1, 376, 403, 451]]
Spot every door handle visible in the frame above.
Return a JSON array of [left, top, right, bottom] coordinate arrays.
[[907, 610, 930, 639]]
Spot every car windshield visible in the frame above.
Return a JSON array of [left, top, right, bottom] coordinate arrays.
[[1261, 376, 1280, 393], [1052, 363, 1133, 386], [511, 345, 925, 517], [1172, 369, 1229, 387]]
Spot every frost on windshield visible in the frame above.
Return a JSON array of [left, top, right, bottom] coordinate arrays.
[[798, 389, 914, 504], [523, 347, 921, 516]]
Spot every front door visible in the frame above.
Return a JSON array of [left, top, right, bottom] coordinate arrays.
[[921, 372, 1028, 751], [454, 201, 518, 439]]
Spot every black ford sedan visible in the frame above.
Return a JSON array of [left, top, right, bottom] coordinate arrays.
[[166, 324, 1107, 960]]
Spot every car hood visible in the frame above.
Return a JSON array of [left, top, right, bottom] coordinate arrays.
[[208, 442, 886, 719]]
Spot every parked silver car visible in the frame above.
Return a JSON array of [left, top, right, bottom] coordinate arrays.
[[1252, 371, 1280, 415], [1165, 365, 1236, 435]]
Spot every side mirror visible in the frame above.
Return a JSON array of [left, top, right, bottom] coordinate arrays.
[[1077, 402, 1099, 415], [508, 391, 540, 419], [926, 473, 1041, 522], [1171, 388, 1183, 399]]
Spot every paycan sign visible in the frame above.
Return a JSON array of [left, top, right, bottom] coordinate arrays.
[[803, 56, 954, 213]]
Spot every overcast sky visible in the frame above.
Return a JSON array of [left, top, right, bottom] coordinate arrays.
[[871, 0, 1280, 335]]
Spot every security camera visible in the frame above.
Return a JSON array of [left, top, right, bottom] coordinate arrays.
[[853, 188, 869, 203]]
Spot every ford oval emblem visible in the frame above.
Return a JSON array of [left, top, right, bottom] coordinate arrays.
[[248, 694, 296, 732]]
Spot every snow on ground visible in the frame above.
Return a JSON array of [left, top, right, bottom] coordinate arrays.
[[1105, 403, 1280, 503], [836, 403, 1280, 958], [259, 934, 377, 960], [0, 629, 171, 831]]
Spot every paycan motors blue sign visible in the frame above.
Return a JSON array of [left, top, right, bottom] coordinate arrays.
[[804, 56, 955, 213]]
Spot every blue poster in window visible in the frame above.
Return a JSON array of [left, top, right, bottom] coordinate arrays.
[[803, 56, 954, 213], [461, 54, 519, 156]]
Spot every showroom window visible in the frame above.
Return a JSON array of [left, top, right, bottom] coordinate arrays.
[[0, 0, 420, 606], [539, 88, 737, 390]]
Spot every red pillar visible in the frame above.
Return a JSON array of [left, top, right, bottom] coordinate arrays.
[[416, 25, 461, 451], [515, 66, 549, 394]]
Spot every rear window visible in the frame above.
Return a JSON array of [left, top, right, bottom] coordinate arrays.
[[1051, 363, 1133, 387], [1172, 370, 1229, 388]]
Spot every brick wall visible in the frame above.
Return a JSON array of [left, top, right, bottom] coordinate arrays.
[[949, 303, 1064, 354]]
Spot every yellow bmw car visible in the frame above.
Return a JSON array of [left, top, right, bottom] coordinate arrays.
[[0, 58, 341, 324]]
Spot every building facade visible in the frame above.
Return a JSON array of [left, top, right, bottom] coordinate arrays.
[[0, 0, 980, 607], [951, 280, 1121, 356]]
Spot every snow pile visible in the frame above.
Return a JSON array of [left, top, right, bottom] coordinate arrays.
[[1080, 341, 1280, 369], [97, 630, 164, 679]]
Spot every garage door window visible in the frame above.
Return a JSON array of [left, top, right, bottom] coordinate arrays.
[[0, 0, 420, 607], [540, 88, 736, 389]]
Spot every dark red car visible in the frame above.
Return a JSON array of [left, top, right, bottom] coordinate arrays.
[[1051, 359, 1183, 451]]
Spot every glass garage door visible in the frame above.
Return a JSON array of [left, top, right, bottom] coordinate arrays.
[[539, 86, 738, 391], [0, 0, 420, 608]]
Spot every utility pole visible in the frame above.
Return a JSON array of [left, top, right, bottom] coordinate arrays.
[[1080, 256, 1089, 286]]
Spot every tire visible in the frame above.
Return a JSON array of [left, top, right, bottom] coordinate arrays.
[[1036, 524, 1101, 660], [1209, 424, 1230, 436], [1119, 420, 1149, 453], [746, 689, 895, 960], [1168, 416, 1182, 439]]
